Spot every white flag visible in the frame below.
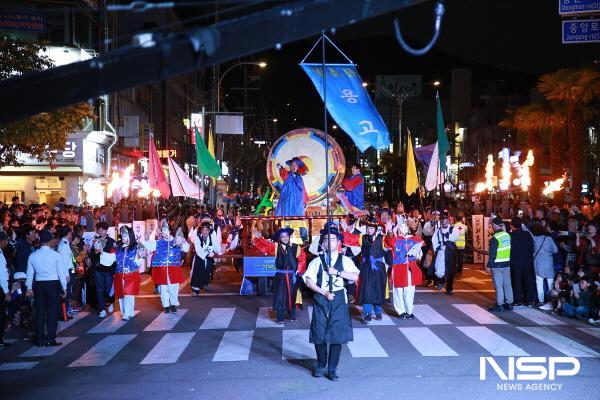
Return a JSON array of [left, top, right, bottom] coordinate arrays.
[[425, 141, 444, 191]]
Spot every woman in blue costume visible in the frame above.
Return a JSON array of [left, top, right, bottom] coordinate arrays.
[[275, 157, 308, 217]]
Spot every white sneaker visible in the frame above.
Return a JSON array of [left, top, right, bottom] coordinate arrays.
[[121, 316, 130, 321], [589, 318, 600, 326], [538, 302, 553, 311], [99, 310, 107, 318], [108, 304, 114, 313]]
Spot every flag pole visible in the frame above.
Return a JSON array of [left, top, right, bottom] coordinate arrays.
[[321, 31, 333, 285]]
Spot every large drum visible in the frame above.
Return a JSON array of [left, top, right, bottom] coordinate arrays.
[[266, 128, 346, 205]]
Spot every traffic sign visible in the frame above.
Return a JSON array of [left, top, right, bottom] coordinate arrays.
[[562, 19, 600, 43], [559, 0, 600, 16]]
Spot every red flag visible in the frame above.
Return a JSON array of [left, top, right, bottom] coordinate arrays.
[[148, 137, 171, 198]]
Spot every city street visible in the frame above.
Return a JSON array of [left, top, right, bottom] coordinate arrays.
[[0, 265, 598, 400]]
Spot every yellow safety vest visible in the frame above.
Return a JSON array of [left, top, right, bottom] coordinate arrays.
[[454, 222, 467, 249], [493, 231, 511, 263]]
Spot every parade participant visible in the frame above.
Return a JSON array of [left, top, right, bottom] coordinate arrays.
[[342, 217, 388, 324], [190, 222, 222, 295], [340, 214, 362, 302], [394, 202, 408, 226], [146, 219, 190, 313], [213, 208, 233, 231], [453, 213, 468, 276], [303, 226, 359, 381], [385, 223, 424, 319], [90, 221, 117, 318], [26, 230, 66, 347], [275, 157, 308, 217], [487, 216, 513, 311], [342, 164, 364, 210], [252, 227, 307, 324], [114, 226, 144, 321], [431, 213, 459, 295]]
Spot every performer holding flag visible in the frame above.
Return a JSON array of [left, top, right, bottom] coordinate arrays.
[[275, 157, 308, 217], [114, 226, 145, 321]]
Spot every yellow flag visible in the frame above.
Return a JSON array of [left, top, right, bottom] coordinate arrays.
[[406, 132, 419, 195], [208, 129, 216, 158]]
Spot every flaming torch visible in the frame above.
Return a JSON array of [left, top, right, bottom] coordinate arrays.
[[475, 154, 495, 193], [498, 148, 511, 191], [543, 177, 565, 196], [520, 150, 534, 191]]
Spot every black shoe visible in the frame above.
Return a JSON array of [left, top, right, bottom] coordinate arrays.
[[170, 305, 177, 313], [313, 368, 324, 378], [0, 341, 11, 347], [276, 320, 284, 325], [504, 303, 514, 311], [362, 314, 372, 324], [488, 305, 504, 312], [164, 307, 171, 314], [326, 371, 340, 381], [45, 340, 62, 347], [407, 314, 415, 320], [399, 313, 408, 320], [446, 291, 453, 295], [513, 303, 523, 307], [36, 340, 45, 347], [436, 283, 443, 290], [375, 314, 383, 321]]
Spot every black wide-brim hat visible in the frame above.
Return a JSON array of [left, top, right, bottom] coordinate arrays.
[[319, 227, 343, 240], [285, 157, 306, 168], [272, 227, 294, 241]]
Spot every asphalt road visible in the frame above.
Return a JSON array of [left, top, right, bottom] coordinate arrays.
[[1, 264, 598, 400]]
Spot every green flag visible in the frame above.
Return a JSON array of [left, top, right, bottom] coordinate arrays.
[[195, 127, 221, 178], [436, 93, 450, 174]]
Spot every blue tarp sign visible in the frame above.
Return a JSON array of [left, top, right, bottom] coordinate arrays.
[[559, 0, 600, 15], [300, 64, 391, 153], [243, 256, 276, 277], [562, 19, 600, 43]]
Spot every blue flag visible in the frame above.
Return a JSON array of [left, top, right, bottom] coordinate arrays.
[[300, 64, 390, 152]]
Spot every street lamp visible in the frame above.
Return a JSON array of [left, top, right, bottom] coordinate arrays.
[[433, 80, 441, 87], [217, 61, 267, 114], [364, 81, 408, 155]]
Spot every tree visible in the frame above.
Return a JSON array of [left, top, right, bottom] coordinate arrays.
[[0, 36, 94, 167], [538, 67, 600, 204]]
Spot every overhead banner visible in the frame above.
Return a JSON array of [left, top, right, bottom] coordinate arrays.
[[300, 63, 390, 152]]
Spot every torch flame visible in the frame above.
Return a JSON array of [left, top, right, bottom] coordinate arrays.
[[520, 150, 534, 191], [499, 148, 511, 191], [106, 164, 135, 198], [475, 154, 495, 193], [543, 177, 565, 196]]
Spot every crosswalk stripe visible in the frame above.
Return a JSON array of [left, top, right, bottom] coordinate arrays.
[[68, 334, 137, 367], [213, 331, 254, 362], [458, 326, 529, 356], [346, 328, 388, 358], [199, 308, 236, 330], [363, 310, 397, 326], [517, 327, 600, 357], [413, 304, 452, 325], [399, 327, 458, 356], [0, 362, 39, 371], [87, 311, 139, 334], [57, 311, 91, 333], [512, 308, 566, 325], [21, 337, 78, 357], [578, 327, 600, 340], [282, 330, 315, 360], [140, 332, 196, 364], [256, 307, 282, 328], [143, 309, 188, 332], [453, 304, 508, 324]]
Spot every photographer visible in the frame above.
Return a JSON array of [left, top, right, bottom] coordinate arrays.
[[562, 276, 598, 320]]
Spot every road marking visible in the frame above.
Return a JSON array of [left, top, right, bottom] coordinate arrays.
[[346, 328, 388, 358], [57, 311, 91, 333], [140, 332, 195, 364], [399, 327, 458, 356], [453, 304, 508, 324], [87, 311, 140, 333], [199, 307, 236, 330], [179, 277, 191, 291], [256, 307, 282, 328], [460, 277, 492, 284], [517, 327, 600, 357], [140, 276, 152, 286], [282, 329, 315, 360], [415, 289, 496, 293], [412, 304, 452, 325], [69, 334, 137, 367], [458, 326, 529, 356], [512, 308, 567, 325], [21, 337, 78, 357], [362, 309, 396, 326], [143, 309, 188, 332], [0, 362, 39, 371], [578, 327, 600, 340], [213, 331, 254, 362]]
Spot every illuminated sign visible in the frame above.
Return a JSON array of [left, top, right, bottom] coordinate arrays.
[[0, 12, 46, 32], [156, 149, 177, 158]]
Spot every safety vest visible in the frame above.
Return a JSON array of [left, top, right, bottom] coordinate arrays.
[[493, 231, 511, 263], [454, 222, 467, 249]]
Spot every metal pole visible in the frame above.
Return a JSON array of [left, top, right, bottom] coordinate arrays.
[[321, 32, 332, 286]]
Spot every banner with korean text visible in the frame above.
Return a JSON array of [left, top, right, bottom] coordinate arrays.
[[472, 214, 484, 264], [300, 64, 390, 152]]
